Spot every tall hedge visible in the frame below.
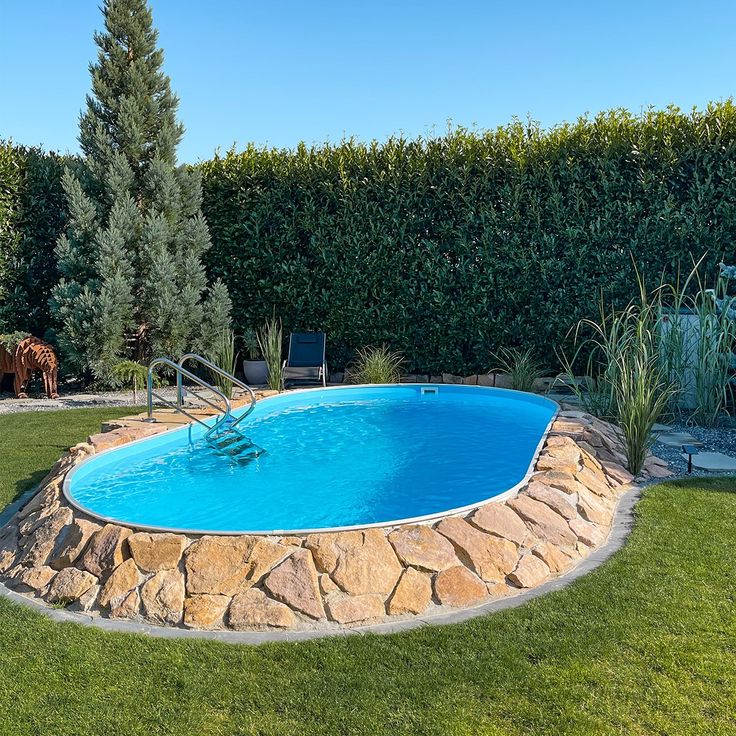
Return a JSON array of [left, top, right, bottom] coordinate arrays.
[[199, 103, 736, 373], [3, 103, 736, 375], [0, 141, 70, 337]]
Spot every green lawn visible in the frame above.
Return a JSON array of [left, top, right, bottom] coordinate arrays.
[[0, 409, 734, 735]]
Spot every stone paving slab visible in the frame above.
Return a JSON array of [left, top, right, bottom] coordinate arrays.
[[680, 451, 736, 472], [651, 423, 673, 433], [657, 432, 704, 448]]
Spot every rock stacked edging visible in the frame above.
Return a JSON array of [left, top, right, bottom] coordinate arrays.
[[0, 409, 659, 632]]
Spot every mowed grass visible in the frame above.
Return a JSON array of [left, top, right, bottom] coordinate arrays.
[[0, 408, 734, 735], [0, 407, 139, 510]]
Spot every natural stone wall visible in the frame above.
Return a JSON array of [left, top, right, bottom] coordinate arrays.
[[0, 406, 668, 632]]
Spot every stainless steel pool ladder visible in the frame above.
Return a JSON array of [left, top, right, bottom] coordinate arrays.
[[146, 354, 263, 461]]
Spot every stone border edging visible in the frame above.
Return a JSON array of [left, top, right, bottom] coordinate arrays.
[[0, 487, 640, 644], [0, 400, 671, 635]]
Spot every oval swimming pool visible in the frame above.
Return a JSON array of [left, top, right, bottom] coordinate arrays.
[[64, 385, 557, 534]]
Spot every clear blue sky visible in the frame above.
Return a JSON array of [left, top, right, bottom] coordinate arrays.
[[1, 0, 734, 163]]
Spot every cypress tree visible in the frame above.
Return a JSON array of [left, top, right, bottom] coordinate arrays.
[[51, 0, 231, 384]]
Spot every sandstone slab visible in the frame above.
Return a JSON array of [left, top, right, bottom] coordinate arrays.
[[264, 548, 325, 619], [319, 574, 339, 595], [435, 517, 508, 582], [387, 525, 458, 571], [304, 531, 361, 574], [600, 460, 634, 485], [575, 467, 615, 498], [569, 517, 606, 547], [128, 532, 187, 572], [185, 536, 289, 596], [109, 588, 139, 619], [80, 524, 132, 578], [0, 526, 19, 574], [20, 507, 73, 568], [331, 530, 402, 597], [325, 592, 385, 624], [387, 567, 432, 615], [141, 569, 185, 625], [508, 554, 550, 588], [47, 567, 98, 603], [470, 504, 533, 547], [524, 481, 577, 520], [71, 583, 101, 613], [50, 518, 101, 570], [183, 594, 231, 629], [507, 495, 577, 549], [532, 471, 588, 498], [228, 589, 296, 630], [99, 558, 141, 609], [15, 565, 56, 594], [531, 542, 576, 574], [433, 565, 487, 607], [576, 486, 613, 526]]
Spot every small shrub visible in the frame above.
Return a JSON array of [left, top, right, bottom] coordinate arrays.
[[490, 347, 545, 392], [110, 360, 150, 404], [257, 317, 284, 391], [348, 346, 404, 384], [242, 329, 261, 360]]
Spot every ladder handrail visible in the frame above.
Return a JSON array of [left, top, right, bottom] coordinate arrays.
[[177, 352, 257, 428], [147, 357, 232, 428]]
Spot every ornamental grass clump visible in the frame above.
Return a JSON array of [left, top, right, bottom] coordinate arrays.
[[257, 317, 284, 391], [561, 281, 676, 475], [348, 346, 404, 384], [490, 347, 545, 392]]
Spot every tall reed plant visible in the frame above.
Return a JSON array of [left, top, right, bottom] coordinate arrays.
[[560, 278, 676, 475], [207, 329, 238, 400], [657, 258, 736, 425], [257, 317, 284, 391]]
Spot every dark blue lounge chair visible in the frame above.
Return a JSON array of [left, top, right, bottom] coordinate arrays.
[[283, 332, 327, 387]]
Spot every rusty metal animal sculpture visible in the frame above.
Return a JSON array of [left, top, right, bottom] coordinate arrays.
[[0, 336, 59, 399]]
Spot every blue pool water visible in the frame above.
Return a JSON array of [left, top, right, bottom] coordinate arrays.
[[65, 385, 557, 534]]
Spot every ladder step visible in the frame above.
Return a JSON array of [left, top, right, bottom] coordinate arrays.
[[209, 431, 246, 449]]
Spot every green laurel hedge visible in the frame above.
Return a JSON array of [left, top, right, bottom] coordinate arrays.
[[3, 102, 736, 374], [198, 103, 736, 373], [0, 141, 70, 337]]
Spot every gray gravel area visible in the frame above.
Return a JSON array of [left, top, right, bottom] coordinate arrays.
[[0, 387, 181, 415], [652, 420, 736, 478]]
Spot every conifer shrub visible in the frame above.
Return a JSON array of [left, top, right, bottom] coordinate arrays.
[[50, 0, 230, 386]]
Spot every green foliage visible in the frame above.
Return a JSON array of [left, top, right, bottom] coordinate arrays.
[[49, 0, 230, 386], [347, 345, 404, 384], [0, 142, 69, 336], [491, 347, 545, 392], [0, 331, 30, 353], [207, 329, 238, 400], [199, 102, 736, 373], [257, 316, 283, 391], [5, 102, 736, 379]]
